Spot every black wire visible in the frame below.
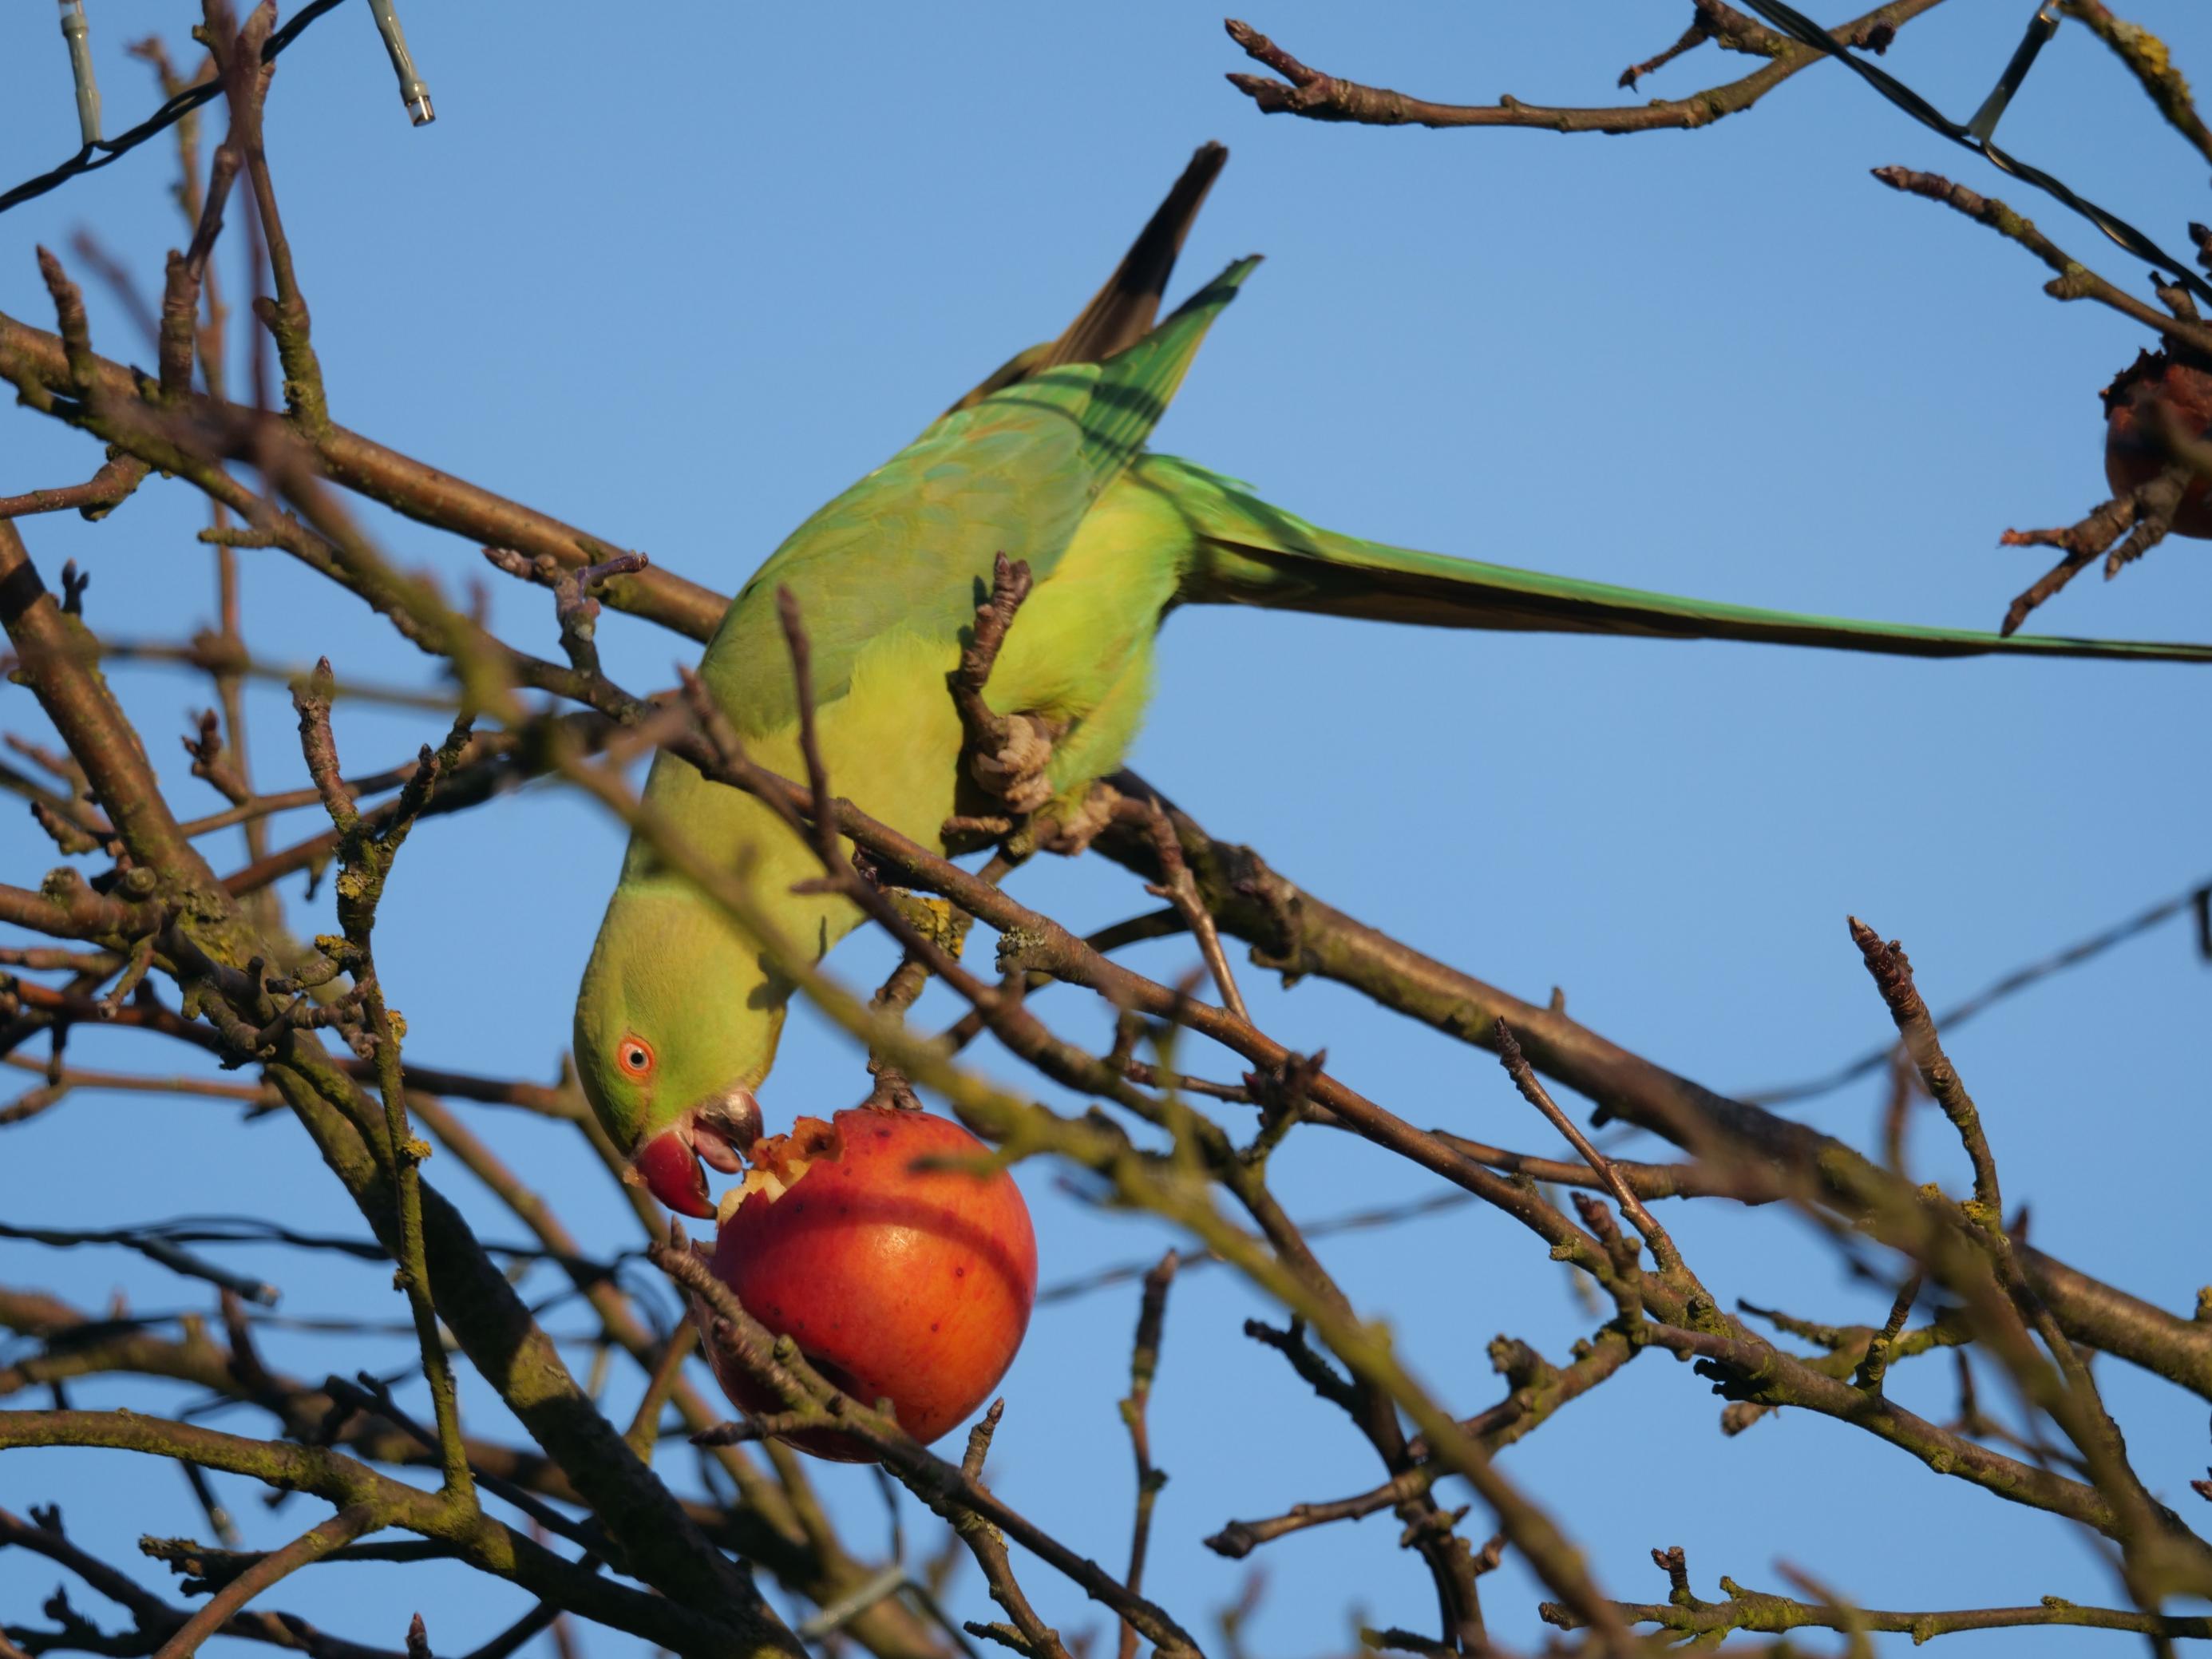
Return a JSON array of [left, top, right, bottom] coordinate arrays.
[[1747, 874, 2212, 1107], [1735, 0, 2212, 307], [0, 0, 350, 218]]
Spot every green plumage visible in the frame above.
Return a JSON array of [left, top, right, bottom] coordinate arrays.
[[574, 161, 2212, 1195], [702, 260, 1257, 736]]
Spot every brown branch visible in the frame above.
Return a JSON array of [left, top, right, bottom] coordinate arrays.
[[0, 455, 150, 524], [954, 1405, 1075, 1659], [2, 494, 796, 1649], [1493, 1022, 1679, 1273], [0, 307, 724, 641], [596, 731, 1627, 1654], [0, 874, 158, 947], [147, 1504, 382, 1659], [597, 707, 1601, 1654], [1114, 798, 1248, 1022], [586, 649, 2212, 1600], [0, 524, 229, 893], [176, 746, 451, 841], [622, 1318, 696, 1459], [660, 1241, 1194, 1657], [1632, 1319, 2131, 1541], [1617, 23, 1715, 93], [650, 682, 1602, 1259], [290, 666, 476, 1502], [1847, 921, 1999, 1221], [0, 1282, 908, 1637], [1090, 774, 2212, 1406], [0, 1504, 412, 1659], [481, 547, 650, 676], [1223, 2, 1946, 132], [20, 76, 2212, 1634], [1117, 1253, 1177, 1659], [68, 228, 160, 354], [1486, 1035, 2123, 1619], [946, 552, 1055, 822], [0, 1419, 738, 1657], [150, 8, 252, 406], [217, 714, 616, 899], [1549, 1570, 2212, 1644], [676, 606, 1625, 1648], [774, 588, 847, 870], [0, 1284, 596, 1503], [3, 628, 456, 711], [1872, 166, 2212, 360], [0, 973, 586, 1123], [1843, 921, 2190, 1605], [2057, 0, 2212, 169], [1429, 1130, 1755, 1202], [403, 1098, 946, 1659], [201, 0, 328, 438], [1853, 1273, 1925, 1394], [1207, 1328, 1637, 1558]]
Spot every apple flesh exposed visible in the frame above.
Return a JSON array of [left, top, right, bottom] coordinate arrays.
[[702, 1107, 1037, 1460]]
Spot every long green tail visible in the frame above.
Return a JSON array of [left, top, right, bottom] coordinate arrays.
[[1153, 457, 2212, 663]]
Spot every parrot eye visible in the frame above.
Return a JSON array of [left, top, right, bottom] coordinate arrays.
[[616, 1035, 655, 1080]]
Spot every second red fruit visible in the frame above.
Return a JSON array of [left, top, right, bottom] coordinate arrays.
[[2104, 348, 2212, 538]]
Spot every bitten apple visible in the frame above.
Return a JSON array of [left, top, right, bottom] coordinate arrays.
[[700, 1107, 1037, 1460], [2104, 347, 2212, 538]]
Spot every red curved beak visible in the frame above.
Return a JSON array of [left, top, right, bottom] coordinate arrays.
[[627, 1089, 762, 1219], [631, 1126, 715, 1218]]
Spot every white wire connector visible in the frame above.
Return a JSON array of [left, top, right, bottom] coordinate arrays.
[[366, 0, 434, 126], [1964, 0, 2062, 142], [57, 0, 101, 147]]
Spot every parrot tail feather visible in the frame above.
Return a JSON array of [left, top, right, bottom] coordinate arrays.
[[945, 141, 1230, 416], [1154, 457, 2212, 664]]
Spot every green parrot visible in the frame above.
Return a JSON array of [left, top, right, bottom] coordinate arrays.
[[576, 149, 2212, 1217]]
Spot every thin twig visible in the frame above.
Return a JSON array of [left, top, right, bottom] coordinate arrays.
[[1493, 1022, 1680, 1273], [148, 1504, 382, 1659], [1223, 2, 1945, 133], [1117, 1253, 1178, 1659]]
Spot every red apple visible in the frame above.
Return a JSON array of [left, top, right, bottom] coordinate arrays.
[[699, 1107, 1037, 1460], [2103, 347, 2212, 539]]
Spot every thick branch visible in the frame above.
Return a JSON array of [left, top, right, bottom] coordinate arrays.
[[1091, 774, 2212, 1404], [0, 310, 723, 639], [0, 1414, 729, 1657], [2057, 0, 2212, 168]]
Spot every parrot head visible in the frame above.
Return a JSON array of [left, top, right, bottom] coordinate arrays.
[[573, 881, 787, 1217]]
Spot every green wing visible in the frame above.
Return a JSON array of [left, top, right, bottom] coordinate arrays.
[[703, 259, 1261, 733], [1144, 457, 2212, 664]]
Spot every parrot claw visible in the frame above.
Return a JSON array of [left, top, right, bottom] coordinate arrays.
[[1039, 782, 1122, 856], [967, 712, 1058, 816], [949, 552, 1065, 822]]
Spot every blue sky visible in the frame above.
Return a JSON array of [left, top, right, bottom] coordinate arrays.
[[4, 4, 2211, 1655]]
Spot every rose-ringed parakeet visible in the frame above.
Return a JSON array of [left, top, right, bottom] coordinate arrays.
[[576, 149, 2212, 1218]]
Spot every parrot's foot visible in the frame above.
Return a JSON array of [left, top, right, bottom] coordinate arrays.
[[941, 811, 1018, 850], [948, 550, 1060, 818], [968, 711, 1059, 815], [1039, 781, 1122, 856]]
